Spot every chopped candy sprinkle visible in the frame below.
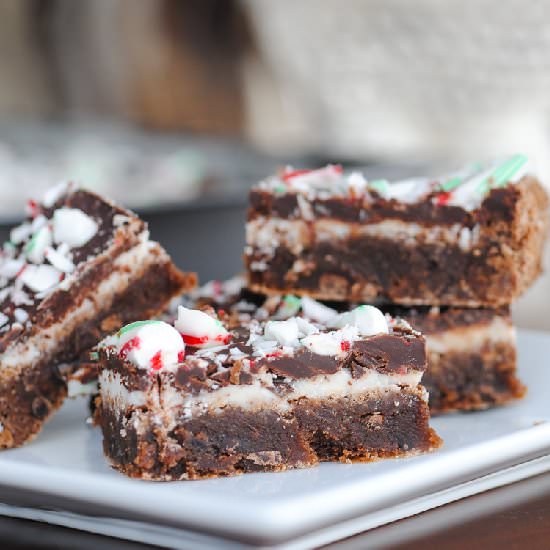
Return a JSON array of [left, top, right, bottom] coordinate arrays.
[[436, 191, 452, 205], [25, 226, 52, 264], [25, 199, 40, 219], [107, 320, 185, 371], [259, 155, 531, 212], [119, 336, 141, 360], [368, 180, 389, 194], [282, 168, 313, 181], [53, 208, 98, 249], [440, 177, 462, 192], [175, 306, 230, 349], [119, 320, 163, 336], [150, 350, 163, 371], [45, 246, 75, 273]]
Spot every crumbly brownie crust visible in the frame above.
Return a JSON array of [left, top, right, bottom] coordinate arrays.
[[97, 389, 440, 480], [424, 342, 525, 414], [245, 161, 549, 306], [0, 184, 195, 448], [95, 303, 440, 479]]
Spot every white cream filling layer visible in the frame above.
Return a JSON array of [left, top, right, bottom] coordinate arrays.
[[99, 370, 149, 410], [1, 236, 161, 370], [246, 217, 481, 260], [100, 367, 423, 415], [426, 317, 515, 355]]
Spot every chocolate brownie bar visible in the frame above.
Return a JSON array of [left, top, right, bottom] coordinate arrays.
[[181, 277, 524, 413], [95, 304, 440, 480], [400, 306, 524, 414], [0, 183, 195, 448], [245, 156, 549, 306]]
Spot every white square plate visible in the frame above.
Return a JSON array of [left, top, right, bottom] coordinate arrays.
[[0, 330, 548, 549]]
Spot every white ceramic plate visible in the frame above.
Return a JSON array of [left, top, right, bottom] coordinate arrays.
[[0, 330, 548, 549]]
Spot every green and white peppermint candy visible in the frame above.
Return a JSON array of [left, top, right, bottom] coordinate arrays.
[[447, 154, 529, 211]]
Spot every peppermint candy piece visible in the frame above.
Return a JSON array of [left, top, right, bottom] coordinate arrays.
[[0, 258, 25, 279], [264, 318, 300, 346], [284, 165, 344, 193], [43, 182, 70, 208], [13, 308, 28, 324], [376, 178, 433, 204], [10, 223, 33, 245], [53, 208, 98, 248], [45, 246, 75, 273], [19, 264, 62, 293], [328, 305, 388, 336], [301, 296, 337, 323], [275, 295, 302, 319], [301, 332, 343, 356], [25, 226, 53, 264], [110, 320, 185, 371], [175, 306, 230, 349], [0, 312, 8, 328]]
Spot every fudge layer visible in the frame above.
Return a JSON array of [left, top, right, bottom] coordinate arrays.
[[245, 156, 549, 306], [182, 277, 524, 413], [95, 305, 440, 480], [0, 183, 195, 448]]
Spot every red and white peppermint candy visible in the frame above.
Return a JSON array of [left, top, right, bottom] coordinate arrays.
[[108, 320, 185, 371], [175, 306, 230, 349]]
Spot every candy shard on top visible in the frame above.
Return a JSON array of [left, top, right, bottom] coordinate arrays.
[[258, 155, 531, 212], [328, 305, 389, 336], [301, 296, 337, 323], [53, 208, 98, 248], [175, 306, 230, 349], [102, 320, 185, 371], [264, 318, 300, 346], [42, 182, 72, 208]]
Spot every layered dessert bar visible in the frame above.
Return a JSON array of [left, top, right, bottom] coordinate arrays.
[[401, 306, 524, 414], [95, 304, 441, 480], [181, 277, 524, 413], [0, 183, 195, 448], [245, 156, 549, 306]]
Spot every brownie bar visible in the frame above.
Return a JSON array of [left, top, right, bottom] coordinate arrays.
[[180, 277, 524, 413], [0, 183, 196, 448], [245, 157, 549, 306], [95, 304, 440, 480], [402, 306, 525, 413]]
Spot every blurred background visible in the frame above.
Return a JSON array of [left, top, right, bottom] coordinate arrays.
[[0, 0, 548, 328]]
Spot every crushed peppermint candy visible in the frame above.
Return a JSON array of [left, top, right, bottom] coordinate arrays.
[[42, 182, 70, 208], [258, 155, 531, 212], [328, 305, 389, 336], [53, 208, 98, 248], [45, 246, 75, 273], [19, 264, 62, 293], [301, 296, 337, 323], [13, 308, 29, 324], [102, 320, 185, 371], [25, 226, 53, 264], [264, 318, 301, 346], [175, 306, 230, 349]]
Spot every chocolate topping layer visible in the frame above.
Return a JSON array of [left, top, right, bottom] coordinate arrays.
[[249, 178, 536, 226], [256, 350, 339, 379]]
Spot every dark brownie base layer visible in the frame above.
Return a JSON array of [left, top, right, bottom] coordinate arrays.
[[0, 261, 195, 449], [97, 390, 441, 480], [424, 342, 525, 414], [0, 360, 67, 449]]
